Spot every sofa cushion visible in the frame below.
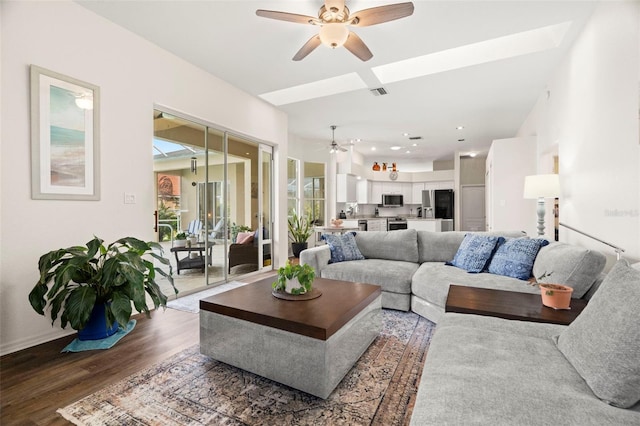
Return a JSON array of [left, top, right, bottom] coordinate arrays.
[[321, 258, 417, 294], [410, 313, 640, 426], [412, 262, 540, 310], [532, 242, 606, 298], [417, 230, 525, 263], [354, 229, 418, 263], [321, 232, 364, 263], [555, 259, 640, 408], [447, 234, 503, 273], [488, 238, 549, 280], [235, 232, 254, 245]]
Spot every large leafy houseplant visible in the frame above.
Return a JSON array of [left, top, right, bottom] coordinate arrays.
[[29, 236, 176, 332], [288, 211, 313, 244]]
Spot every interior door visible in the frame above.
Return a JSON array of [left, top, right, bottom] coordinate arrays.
[[461, 185, 486, 231]]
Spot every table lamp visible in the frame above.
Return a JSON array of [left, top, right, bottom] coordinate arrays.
[[523, 174, 560, 236]]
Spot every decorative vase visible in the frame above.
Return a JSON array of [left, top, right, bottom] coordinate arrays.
[[78, 302, 119, 341], [285, 277, 306, 295], [291, 242, 308, 258], [174, 239, 187, 248], [539, 284, 573, 310], [382, 162, 387, 171], [392, 162, 397, 172], [372, 162, 380, 171]]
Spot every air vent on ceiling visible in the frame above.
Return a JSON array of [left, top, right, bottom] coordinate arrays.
[[370, 87, 388, 96], [409, 136, 423, 140]]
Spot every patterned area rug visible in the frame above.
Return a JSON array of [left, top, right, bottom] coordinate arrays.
[[58, 310, 435, 426]]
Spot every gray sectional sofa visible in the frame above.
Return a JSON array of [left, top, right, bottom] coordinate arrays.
[[301, 229, 640, 423], [300, 229, 606, 323]]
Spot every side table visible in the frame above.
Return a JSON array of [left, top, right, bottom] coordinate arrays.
[[445, 285, 587, 325], [170, 243, 214, 275]]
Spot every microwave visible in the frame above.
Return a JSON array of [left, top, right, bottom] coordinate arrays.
[[382, 194, 403, 207]]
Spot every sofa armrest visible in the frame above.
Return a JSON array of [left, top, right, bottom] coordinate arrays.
[[299, 245, 331, 276]]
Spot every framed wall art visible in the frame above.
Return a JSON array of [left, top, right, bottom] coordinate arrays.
[[30, 65, 100, 200]]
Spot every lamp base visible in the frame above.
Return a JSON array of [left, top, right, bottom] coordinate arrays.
[[536, 197, 546, 237]]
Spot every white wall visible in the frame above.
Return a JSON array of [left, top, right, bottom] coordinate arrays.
[[0, 1, 288, 355], [518, 1, 640, 263]]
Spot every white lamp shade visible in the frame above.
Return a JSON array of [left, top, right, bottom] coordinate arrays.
[[523, 174, 560, 199], [319, 23, 349, 48]]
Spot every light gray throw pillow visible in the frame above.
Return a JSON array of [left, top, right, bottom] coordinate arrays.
[[555, 259, 640, 408]]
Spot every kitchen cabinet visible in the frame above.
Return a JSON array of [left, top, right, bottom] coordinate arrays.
[[366, 218, 387, 231], [382, 182, 402, 193], [411, 182, 424, 204], [370, 182, 383, 205], [401, 183, 413, 203], [407, 219, 442, 232], [336, 174, 357, 202], [356, 179, 370, 204]]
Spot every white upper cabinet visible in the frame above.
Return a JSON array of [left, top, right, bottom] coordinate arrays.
[[356, 179, 370, 204], [370, 181, 383, 204], [336, 174, 357, 202]]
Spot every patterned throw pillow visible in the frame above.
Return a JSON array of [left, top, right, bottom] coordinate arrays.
[[447, 234, 503, 273], [321, 232, 365, 263], [487, 238, 549, 280]]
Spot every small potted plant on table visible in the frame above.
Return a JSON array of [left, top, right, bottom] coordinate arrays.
[[273, 260, 315, 295], [532, 272, 574, 310]]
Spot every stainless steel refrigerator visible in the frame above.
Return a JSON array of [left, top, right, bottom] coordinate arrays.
[[434, 189, 454, 231]]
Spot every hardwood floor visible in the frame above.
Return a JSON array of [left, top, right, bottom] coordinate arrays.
[[0, 272, 275, 426]]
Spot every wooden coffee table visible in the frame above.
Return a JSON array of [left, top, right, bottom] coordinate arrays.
[[445, 285, 587, 325], [199, 276, 382, 398]]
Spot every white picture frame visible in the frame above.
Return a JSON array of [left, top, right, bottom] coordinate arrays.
[[30, 65, 100, 200]]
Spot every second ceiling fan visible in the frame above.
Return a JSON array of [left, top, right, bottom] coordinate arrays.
[[256, 1, 414, 62]]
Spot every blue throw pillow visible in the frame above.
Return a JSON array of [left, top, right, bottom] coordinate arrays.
[[488, 238, 549, 280], [321, 232, 365, 263], [447, 234, 503, 273]]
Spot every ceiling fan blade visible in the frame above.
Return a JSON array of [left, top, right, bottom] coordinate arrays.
[[339, 145, 348, 152], [350, 2, 415, 27], [344, 32, 373, 61], [293, 35, 322, 61], [256, 10, 317, 25]]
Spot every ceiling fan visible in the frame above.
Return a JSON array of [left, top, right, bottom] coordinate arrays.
[[256, 1, 414, 61], [328, 125, 348, 153]]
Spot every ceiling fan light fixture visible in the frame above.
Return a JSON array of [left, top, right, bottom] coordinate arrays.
[[319, 23, 349, 48]]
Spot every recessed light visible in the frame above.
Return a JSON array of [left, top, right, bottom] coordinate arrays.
[[371, 147, 376, 151], [412, 143, 417, 147], [355, 138, 361, 142], [403, 132, 410, 137], [406, 150, 411, 154], [469, 152, 477, 157], [390, 146, 402, 150], [456, 126, 464, 130]]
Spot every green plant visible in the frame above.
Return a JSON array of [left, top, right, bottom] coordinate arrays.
[[175, 232, 187, 240], [230, 223, 252, 242], [272, 261, 315, 295], [288, 211, 313, 244], [28, 236, 176, 332]]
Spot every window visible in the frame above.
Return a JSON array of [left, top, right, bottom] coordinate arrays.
[[303, 162, 325, 226], [287, 158, 299, 216]]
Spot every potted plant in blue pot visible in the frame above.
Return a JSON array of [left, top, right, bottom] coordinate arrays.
[[29, 236, 176, 340]]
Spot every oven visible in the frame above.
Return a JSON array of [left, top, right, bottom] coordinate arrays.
[[387, 218, 408, 231]]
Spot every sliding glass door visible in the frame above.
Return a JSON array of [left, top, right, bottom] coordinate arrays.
[[153, 109, 273, 296]]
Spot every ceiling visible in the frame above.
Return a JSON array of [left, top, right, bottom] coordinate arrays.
[[78, 1, 597, 167]]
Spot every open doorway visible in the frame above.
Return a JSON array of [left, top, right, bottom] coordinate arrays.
[[152, 109, 273, 298]]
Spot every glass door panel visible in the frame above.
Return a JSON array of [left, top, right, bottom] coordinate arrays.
[[260, 146, 273, 269], [153, 110, 208, 296], [205, 127, 226, 285]]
